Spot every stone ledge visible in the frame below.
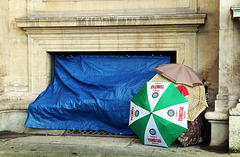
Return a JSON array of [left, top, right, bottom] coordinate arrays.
[[231, 6, 240, 19], [16, 12, 206, 28], [205, 111, 229, 121], [230, 102, 240, 116], [0, 101, 32, 111]]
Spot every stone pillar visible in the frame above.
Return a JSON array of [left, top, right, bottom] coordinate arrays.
[[205, 110, 228, 147], [205, 1, 240, 148], [228, 6, 240, 153], [205, 0, 239, 147], [229, 100, 240, 153], [0, 1, 9, 100]]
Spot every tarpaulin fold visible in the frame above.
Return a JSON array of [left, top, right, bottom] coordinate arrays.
[[25, 55, 170, 134]]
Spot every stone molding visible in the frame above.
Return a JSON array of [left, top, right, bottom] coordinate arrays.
[[205, 111, 229, 121], [0, 101, 31, 111], [22, 26, 198, 94], [231, 6, 240, 20], [14, 11, 206, 100], [229, 99, 240, 116], [16, 12, 206, 28]]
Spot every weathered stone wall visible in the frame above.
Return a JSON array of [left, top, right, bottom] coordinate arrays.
[[27, 0, 198, 14], [1, 0, 219, 109], [197, 0, 219, 109], [0, 1, 9, 101], [0, 1, 28, 102], [218, 0, 240, 111], [204, 0, 240, 148], [211, 0, 240, 113], [226, 1, 240, 152]]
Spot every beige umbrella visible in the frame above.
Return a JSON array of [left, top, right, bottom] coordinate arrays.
[[153, 64, 204, 87], [149, 74, 208, 121]]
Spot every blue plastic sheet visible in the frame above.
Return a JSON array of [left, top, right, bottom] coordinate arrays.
[[25, 55, 170, 134]]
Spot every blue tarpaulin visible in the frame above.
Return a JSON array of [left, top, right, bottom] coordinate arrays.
[[25, 55, 170, 134]]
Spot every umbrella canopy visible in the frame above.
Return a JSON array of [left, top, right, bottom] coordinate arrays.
[[149, 74, 208, 121], [153, 64, 204, 87], [129, 82, 188, 147], [176, 85, 189, 97]]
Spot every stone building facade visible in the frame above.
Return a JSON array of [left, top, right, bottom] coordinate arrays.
[[0, 0, 239, 151]]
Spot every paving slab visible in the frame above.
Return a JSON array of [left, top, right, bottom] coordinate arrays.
[[0, 135, 234, 157], [24, 128, 65, 135]]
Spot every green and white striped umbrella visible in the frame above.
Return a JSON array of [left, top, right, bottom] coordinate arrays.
[[129, 82, 188, 147]]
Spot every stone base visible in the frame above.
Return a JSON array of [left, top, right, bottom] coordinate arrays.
[[0, 101, 66, 135], [205, 111, 229, 147], [229, 116, 240, 153], [0, 110, 28, 133], [0, 101, 30, 133], [229, 102, 240, 153]]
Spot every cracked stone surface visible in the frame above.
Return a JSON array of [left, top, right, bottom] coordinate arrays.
[[0, 134, 231, 157]]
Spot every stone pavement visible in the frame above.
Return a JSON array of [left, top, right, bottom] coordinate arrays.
[[0, 134, 238, 157]]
